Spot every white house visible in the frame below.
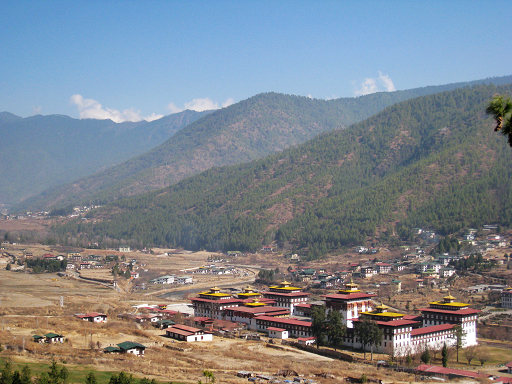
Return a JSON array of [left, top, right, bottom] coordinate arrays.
[[165, 324, 213, 342], [151, 275, 175, 284], [176, 275, 193, 284], [76, 312, 108, 323], [267, 327, 288, 339]]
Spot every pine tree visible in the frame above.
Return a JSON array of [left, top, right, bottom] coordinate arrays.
[[442, 342, 448, 367], [85, 373, 97, 384], [421, 346, 431, 364], [0, 362, 13, 384], [20, 366, 31, 384]]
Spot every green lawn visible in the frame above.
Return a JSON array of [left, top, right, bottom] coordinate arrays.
[[430, 345, 512, 368], [0, 358, 182, 384]]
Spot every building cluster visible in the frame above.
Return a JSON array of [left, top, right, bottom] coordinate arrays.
[[192, 264, 248, 276], [189, 281, 479, 356], [149, 274, 193, 285]]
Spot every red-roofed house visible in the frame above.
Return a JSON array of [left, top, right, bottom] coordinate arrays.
[[415, 364, 490, 381], [165, 324, 213, 342], [267, 327, 288, 339], [376, 263, 392, 274]]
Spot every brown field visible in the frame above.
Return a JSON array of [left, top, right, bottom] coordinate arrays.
[[1, 236, 512, 383]]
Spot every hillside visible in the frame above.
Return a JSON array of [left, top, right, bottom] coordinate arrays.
[[51, 83, 512, 257], [18, 75, 512, 211], [0, 110, 211, 208]]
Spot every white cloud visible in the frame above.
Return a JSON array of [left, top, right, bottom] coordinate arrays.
[[167, 102, 183, 114], [378, 71, 396, 92], [167, 97, 235, 114], [354, 72, 396, 96], [32, 106, 42, 115], [70, 94, 163, 123], [222, 98, 234, 108], [185, 98, 219, 112]]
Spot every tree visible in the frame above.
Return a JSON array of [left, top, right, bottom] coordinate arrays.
[[109, 372, 133, 384], [463, 345, 478, 365], [326, 309, 346, 351], [201, 371, 215, 384], [310, 305, 327, 349], [12, 371, 21, 384], [477, 348, 489, 366], [48, 360, 60, 384], [58, 367, 68, 384], [0, 362, 13, 384], [85, 373, 97, 384], [36, 373, 50, 384], [20, 365, 32, 384], [486, 94, 512, 146], [354, 317, 383, 360], [420, 345, 431, 364], [442, 342, 448, 367], [452, 325, 466, 362]]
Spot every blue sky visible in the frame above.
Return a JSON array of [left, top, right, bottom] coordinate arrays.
[[1, 0, 511, 122]]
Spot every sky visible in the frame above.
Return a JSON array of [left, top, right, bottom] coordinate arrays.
[[1, 0, 511, 123]]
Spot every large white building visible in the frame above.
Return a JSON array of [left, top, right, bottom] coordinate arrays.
[[189, 282, 479, 357], [324, 282, 479, 356]]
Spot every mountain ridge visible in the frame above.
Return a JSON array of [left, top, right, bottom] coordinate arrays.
[[17, 75, 512, 212], [0, 109, 212, 208], [51, 83, 512, 257]]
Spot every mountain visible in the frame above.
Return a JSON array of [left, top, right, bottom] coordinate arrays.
[[52, 83, 512, 257], [0, 110, 211, 208], [19, 75, 512, 211], [0, 112, 23, 125]]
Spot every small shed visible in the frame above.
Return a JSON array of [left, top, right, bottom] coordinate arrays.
[[44, 333, 64, 343], [32, 335, 45, 344], [104, 346, 121, 354], [267, 327, 288, 339], [76, 312, 108, 323], [297, 337, 316, 346], [117, 341, 146, 356]]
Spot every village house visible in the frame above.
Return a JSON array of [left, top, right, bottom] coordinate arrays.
[[502, 287, 512, 309], [165, 324, 213, 342], [267, 327, 288, 339], [43, 333, 65, 343], [376, 263, 392, 274], [151, 275, 175, 284], [105, 341, 146, 356], [440, 267, 456, 278], [76, 312, 108, 323], [175, 275, 193, 284], [359, 265, 377, 279]]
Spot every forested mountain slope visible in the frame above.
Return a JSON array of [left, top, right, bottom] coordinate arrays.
[[0, 110, 210, 208], [52, 83, 512, 257], [24, 75, 512, 211]]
